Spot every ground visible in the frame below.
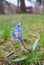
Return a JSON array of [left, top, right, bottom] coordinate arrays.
[[0, 14, 44, 65]]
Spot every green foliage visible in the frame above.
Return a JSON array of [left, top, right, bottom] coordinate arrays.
[[32, 38, 40, 51], [9, 38, 43, 65], [0, 28, 10, 45], [3, 28, 10, 40], [9, 56, 27, 63], [0, 15, 44, 65], [9, 51, 43, 65]]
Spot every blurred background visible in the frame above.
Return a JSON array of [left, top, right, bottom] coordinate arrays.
[[0, 1, 44, 65], [0, 0, 44, 14]]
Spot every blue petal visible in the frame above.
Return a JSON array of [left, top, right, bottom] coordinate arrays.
[[11, 32, 16, 38], [12, 23, 22, 33], [16, 35, 22, 40], [11, 32, 22, 40]]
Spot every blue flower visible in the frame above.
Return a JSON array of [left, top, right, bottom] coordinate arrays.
[[12, 23, 22, 33], [16, 34, 22, 40], [11, 31, 22, 40], [11, 23, 22, 40]]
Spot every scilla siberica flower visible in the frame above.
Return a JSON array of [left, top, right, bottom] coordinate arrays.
[[11, 23, 22, 40]]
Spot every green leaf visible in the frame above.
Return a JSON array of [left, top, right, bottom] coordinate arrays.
[[9, 56, 27, 63], [37, 60, 41, 65], [32, 38, 40, 51]]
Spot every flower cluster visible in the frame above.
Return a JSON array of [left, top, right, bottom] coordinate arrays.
[[11, 23, 22, 40]]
